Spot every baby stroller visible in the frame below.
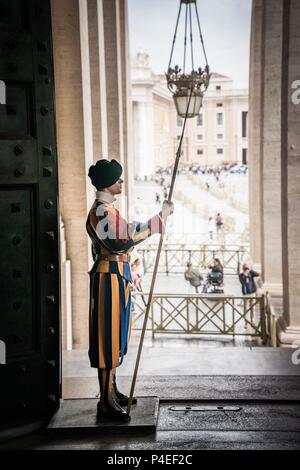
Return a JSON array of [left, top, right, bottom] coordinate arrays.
[[202, 271, 224, 294]]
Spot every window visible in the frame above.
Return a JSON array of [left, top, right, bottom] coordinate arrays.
[[242, 111, 248, 138], [217, 148, 224, 155], [197, 114, 203, 126], [242, 148, 248, 164], [217, 113, 224, 126], [197, 134, 204, 141], [217, 133, 223, 140], [177, 116, 183, 127], [216, 103, 223, 107], [177, 135, 181, 140], [197, 149, 204, 155], [216, 85, 221, 91]]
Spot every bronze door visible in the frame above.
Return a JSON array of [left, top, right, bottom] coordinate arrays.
[[0, 0, 60, 426]]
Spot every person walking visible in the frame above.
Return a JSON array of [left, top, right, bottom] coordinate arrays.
[[86, 158, 174, 421], [207, 216, 215, 241], [215, 212, 224, 231], [215, 212, 224, 241]]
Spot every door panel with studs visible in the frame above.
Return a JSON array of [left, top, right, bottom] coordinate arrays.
[[0, 0, 60, 425]]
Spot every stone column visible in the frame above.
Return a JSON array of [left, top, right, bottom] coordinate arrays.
[[88, 0, 132, 211], [79, 0, 94, 216], [133, 100, 155, 180], [131, 50, 156, 182], [260, 0, 284, 298], [278, 0, 300, 345], [249, 0, 284, 296], [102, 0, 132, 215], [60, 218, 72, 351], [248, 0, 264, 272], [87, 0, 103, 162], [52, 0, 132, 349], [118, 0, 134, 208], [51, 0, 92, 349]]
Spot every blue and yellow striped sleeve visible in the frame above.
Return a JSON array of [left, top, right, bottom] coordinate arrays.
[[95, 204, 163, 252]]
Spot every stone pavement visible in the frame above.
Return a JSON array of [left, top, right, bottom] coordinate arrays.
[[2, 373, 300, 450], [2, 336, 300, 449]]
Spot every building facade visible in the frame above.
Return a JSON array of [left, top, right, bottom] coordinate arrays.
[[131, 51, 248, 180]]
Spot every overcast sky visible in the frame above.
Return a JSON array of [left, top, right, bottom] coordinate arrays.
[[128, 0, 252, 88]]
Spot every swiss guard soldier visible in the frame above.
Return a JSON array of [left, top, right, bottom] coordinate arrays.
[[86, 159, 174, 421]]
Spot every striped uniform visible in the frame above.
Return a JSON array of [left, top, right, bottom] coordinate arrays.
[[86, 196, 162, 369]]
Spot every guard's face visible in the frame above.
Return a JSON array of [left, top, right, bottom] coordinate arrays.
[[107, 178, 124, 195]]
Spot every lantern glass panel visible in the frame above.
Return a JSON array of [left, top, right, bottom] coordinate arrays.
[[174, 93, 203, 118]]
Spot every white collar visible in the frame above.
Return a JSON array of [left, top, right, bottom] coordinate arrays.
[[96, 190, 116, 204]]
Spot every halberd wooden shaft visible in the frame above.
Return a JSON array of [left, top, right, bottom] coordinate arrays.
[[127, 89, 193, 416]]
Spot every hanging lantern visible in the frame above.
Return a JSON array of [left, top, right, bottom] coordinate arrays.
[[166, 0, 211, 118]]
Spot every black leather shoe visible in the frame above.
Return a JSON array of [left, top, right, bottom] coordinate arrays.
[[115, 393, 137, 407], [96, 400, 130, 422], [113, 373, 137, 407]]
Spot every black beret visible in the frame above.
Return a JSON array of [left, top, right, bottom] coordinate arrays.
[[88, 159, 123, 190]]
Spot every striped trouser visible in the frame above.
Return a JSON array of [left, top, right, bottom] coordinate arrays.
[[88, 271, 132, 369]]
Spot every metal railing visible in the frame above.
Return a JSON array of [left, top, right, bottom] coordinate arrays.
[[142, 233, 249, 248], [138, 245, 249, 276], [132, 292, 267, 342]]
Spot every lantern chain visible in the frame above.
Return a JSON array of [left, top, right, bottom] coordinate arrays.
[[194, 1, 209, 68], [189, 2, 194, 72], [168, 2, 183, 72], [183, 2, 188, 74]]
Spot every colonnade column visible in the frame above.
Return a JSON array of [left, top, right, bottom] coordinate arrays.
[[248, 0, 264, 272], [102, 0, 132, 214], [249, 0, 284, 300], [278, 0, 300, 345], [52, 0, 132, 349], [51, 0, 91, 348], [260, 0, 284, 298]]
